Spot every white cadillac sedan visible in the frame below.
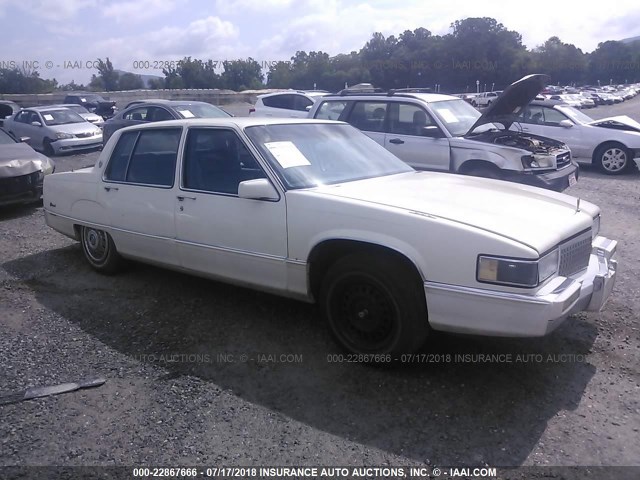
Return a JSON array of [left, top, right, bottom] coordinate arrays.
[[43, 118, 618, 356]]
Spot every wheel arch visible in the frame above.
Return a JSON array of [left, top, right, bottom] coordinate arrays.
[[307, 239, 425, 302], [592, 140, 630, 162]]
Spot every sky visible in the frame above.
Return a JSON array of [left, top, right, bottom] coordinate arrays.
[[1, 0, 640, 85]]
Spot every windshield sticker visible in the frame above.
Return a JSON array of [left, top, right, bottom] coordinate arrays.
[[43, 114, 54, 121], [437, 108, 458, 123], [178, 109, 195, 118], [80, 98, 86, 102], [265, 141, 311, 169]]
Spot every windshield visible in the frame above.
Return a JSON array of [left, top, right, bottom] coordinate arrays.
[[557, 105, 593, 124], [429, 99, 497, 136], [245, 123, 413, 189], [40, 109, 86, 126], [174, 103, 230, 119], [0, 129, 17, 145]]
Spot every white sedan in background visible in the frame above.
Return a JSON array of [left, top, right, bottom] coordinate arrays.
[[43, 118, 617, 356], [515, 100, 640, 174]]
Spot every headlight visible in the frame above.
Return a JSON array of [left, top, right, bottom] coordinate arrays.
[[592, 215, 600, 239], [477, 250, 559, 288], [521, 155, 555, 170], [55, 132, 74, 139]]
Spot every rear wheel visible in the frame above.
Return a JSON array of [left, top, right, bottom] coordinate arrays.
[[464, 164, 502, 180], [320, 253, 429, 356], [594, 143, 633, 175], [80, 226, 123, 274]]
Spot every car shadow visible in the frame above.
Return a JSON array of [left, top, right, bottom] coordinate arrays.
[[4, 247, 599, 467], [0, 202, 41, 221]]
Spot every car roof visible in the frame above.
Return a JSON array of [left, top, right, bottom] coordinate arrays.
[[320, 92, 458, 102], [529, 99, 569, 107], [258, 90, 328, 99], [28, 106, 76, 112], [117, 117, 342, 132], [125, 100, 214, 107], [50, 104, 90, 108]]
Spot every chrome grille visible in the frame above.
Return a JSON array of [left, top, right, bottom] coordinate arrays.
[[556, 151, 571, 168], [558, 231, 592, 276], [75, 132, 93, 138]]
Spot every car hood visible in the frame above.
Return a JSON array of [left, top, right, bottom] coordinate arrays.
[[0, 143, 53, 177], [48, 123, 101, 135], [588, 115, 640, 133], [466, 74, 549, 134], [312, 171, 597, 254], [79, 113, 103, 122]]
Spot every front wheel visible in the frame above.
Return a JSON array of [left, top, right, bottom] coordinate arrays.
[[595, 143, 633, 175], [80, 226, 123, 274], [43, 138, 55, 157], [320, 253, 429, 355]]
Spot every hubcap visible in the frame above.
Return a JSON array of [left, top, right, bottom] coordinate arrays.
[[83, 228, 109, 263], [332, 279, 396, 351], [602, 148, 627, 172]]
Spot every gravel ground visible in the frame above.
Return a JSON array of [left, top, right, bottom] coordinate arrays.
[[0, 99, 639, 475]]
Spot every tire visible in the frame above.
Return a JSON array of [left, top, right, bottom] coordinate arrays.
[[594, 143, 633, 175], [80, 226, 123, 274], [320, 253, 429, 356], [43, 138, 55, 157]]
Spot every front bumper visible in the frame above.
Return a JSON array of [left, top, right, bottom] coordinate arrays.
[[424, 236, 617, 337], [52, 135, 103, 154], [507, 162, 579, 193], [0, 171, 44, 206]]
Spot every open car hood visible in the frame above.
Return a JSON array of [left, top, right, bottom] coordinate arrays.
[[588, 115, 640, 133], [466, 74, 549, 135]]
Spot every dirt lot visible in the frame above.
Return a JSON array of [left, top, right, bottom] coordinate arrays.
[[0, 99, 639, 475]]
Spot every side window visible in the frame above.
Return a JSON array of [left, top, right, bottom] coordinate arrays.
[[148, 107, 174, 122], [123, 107, 149, 121], [293, 95, 314, 112], [263, 94, 294, 110], [522, 105, 544, 124], [183, 128, 266, 195], [15, 111, 30, 123], [347, 102, 388, 132], [29, 112, 41, 124], [314, 101, 347, 120], [542, 107, 568, 126], [104, 131, 138, 181], [125, 129, 181, 186], [389, 103, 436, 136]]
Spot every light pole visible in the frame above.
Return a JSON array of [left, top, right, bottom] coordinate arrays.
[[476, 80, 480, 93], [491, 82, 495, 91]]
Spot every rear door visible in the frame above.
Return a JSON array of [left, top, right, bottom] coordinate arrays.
[[98, 127, 182, 264]]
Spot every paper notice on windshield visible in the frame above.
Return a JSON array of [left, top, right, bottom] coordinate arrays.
[[436, 108, 458, 123], [80, 98, 86, 102], [265, 141, 311, 169], [43, 114, 54, 121], [178, 109, 195, 118]]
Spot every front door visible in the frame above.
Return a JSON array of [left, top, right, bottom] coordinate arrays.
[[384, 102, 451, 170], [175, 127, 288, 290]]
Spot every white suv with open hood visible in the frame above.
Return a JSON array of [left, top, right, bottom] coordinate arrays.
[[309, 74, 579, 192]]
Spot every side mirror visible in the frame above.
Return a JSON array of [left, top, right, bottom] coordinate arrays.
[[559, 119, 573, 128], [19, 136, 30, 143], [238, 178, 279, 201], [31, 121, 42, 127], [422, 125, 445, 138]]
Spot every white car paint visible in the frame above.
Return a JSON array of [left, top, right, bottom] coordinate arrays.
[[43, 118, 617, 351]]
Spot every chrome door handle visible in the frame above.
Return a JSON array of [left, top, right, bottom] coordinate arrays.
[[104, 186, 119, 191], [177, 195, 196, 201], [389, 138, 404, 145]]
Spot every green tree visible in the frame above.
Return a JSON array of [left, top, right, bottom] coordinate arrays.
[[118, 72, 144, 90], [532, 37, 587, 85], [220, 58, 263, 90], [93, 58, 119, 91]]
